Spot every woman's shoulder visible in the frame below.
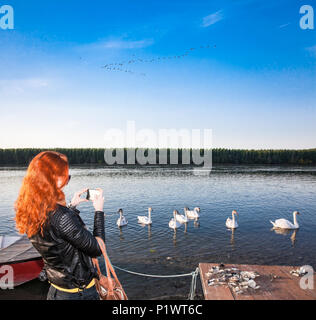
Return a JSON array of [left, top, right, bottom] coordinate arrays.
[[50, 204, 75, 223], [51, 204, 85, 227], [54, 204, 72, 214], [55, 204, 81, 215]]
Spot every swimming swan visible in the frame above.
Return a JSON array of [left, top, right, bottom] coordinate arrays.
[[226, 210, 238, 229], [169, 210, 182, 229], [270, 211, 300, 229], [138, 207, 152, 225], [175, 209, 189, 224], [117, 208, 128, 227], [185, 207, 200, 219]]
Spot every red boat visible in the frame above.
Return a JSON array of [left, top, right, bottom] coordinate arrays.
[[0, 235, 44, 287]]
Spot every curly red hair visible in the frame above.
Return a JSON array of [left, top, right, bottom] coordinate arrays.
[[15, 151, 69, 238]]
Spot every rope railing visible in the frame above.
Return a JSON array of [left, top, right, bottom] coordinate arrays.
[[111, 263, 200, 300]]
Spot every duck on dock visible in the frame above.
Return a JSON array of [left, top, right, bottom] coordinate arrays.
[[138, 207, 152, 225], [270, 211, 300, 229], [117, 208, 128, 227], [226, 210, 238, 229]]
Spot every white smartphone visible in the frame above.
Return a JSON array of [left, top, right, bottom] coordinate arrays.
[[86, 189, 101, 201]]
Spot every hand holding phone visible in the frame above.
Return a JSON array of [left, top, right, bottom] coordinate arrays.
[[86, 189, 101, 201], [69, 188, 89, 207], [87, 188, 104, 212]]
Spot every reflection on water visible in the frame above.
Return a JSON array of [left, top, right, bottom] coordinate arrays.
[[173, 229, 177, 247], [148, 224, 152, 240], [291, 229, 298, 246], [119, 227, 125, 241], [271, 228, 299, 247], [193, 220, 200, 228], [230, 228, 235, 247], [138, 223, 152, 240], [0, 165, 316, 299]]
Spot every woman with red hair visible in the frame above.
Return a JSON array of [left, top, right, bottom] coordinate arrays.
[[15, 151, 105, 300]]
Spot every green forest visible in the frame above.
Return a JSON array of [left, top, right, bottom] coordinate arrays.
[[0, 148, 316, 166]]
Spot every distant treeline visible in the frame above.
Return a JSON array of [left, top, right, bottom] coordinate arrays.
[[0, 148, 316, 166]]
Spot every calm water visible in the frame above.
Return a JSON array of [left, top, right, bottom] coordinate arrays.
[[1, 165, 316, 299]]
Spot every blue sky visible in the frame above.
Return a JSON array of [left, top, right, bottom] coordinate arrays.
[[0, 0, 315, 149]]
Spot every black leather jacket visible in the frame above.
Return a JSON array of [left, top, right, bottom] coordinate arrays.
[[30, 204, 105, 289]]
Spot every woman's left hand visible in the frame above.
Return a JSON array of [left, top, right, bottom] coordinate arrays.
[[70, 188, 89, 207]]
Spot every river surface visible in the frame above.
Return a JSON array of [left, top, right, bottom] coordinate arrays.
[[0, 165, 316, 299]]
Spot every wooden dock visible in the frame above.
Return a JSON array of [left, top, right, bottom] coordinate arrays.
[[199, 263, 316, 300]]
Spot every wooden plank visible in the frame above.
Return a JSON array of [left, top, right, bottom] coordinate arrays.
[[199, 263, 316, 300], [225, 263, 255, 300], [252, 265, 316, 300], [244, 265, 297, 300], [278, 267, 316, 300], [0, 236, 41, 264], [199, 263, 234, 300], [231, 264, 292, 300]]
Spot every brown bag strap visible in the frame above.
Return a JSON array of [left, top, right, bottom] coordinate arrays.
[[95, 237, 111, 277], [93, 237, 124, 291], [92, 242, 113, 295]]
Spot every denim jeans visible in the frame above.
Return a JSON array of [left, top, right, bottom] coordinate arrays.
[[47, 284, 99, 300]]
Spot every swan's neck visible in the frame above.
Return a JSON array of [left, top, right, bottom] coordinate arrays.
[[293, 213, 298, 226], [148, 211, 151, 220], [232, 213, 236, 224], [120, 212, 123, 219]]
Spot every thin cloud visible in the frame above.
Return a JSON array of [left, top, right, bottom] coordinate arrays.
[[79, 38, 154, 51], [306, 45, 316, 57], [279, 22, 291, 29], [68, 120, 81, 129], [0, 78, 49, 95], [102, 39, 154, 49], [201, 10, 224, 27]]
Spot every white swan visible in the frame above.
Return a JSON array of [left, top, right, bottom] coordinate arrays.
[[169, 210, 182, 229], [138, 207, 152, 225], [226, 210, 238, 229], [117, 208, 128, 227], [175, 209, 189, 224], [185, 207, 200, 219], [270, 211, 300, 229]]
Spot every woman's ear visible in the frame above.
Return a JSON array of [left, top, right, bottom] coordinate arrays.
[[57, 177, 64, 189]]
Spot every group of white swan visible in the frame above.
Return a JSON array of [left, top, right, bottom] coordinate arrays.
[[116, 207, 301, 230], [117, 207, 154, 227], [169, 207, 200, 229], [225, 210, 300, 230], [115, 207, 201, 229]]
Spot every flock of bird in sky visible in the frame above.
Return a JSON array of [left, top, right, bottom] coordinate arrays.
[[100, 43, 217, 77]]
